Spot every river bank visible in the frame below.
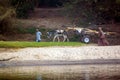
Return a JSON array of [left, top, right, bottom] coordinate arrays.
[[0, 46, 120, 66], [0, 46, 120, 61]]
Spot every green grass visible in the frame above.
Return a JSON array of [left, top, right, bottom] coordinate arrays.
[[0, 41, 85, 48]]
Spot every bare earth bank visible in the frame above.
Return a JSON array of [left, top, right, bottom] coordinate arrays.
[[0, 46, 120, 66], [0, 46, 120, 61]]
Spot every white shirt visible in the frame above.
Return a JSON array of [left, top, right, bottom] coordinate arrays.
[[36, 31, 42, 42]]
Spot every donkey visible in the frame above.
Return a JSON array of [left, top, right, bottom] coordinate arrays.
[[47, 30, 69, 42]]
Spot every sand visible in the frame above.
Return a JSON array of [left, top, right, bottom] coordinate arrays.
[[0, 46, 120, 61]]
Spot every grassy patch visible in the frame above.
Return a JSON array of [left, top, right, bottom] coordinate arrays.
[[0, 41, 85, 48]]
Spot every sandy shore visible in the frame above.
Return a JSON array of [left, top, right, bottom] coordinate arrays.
[[0, 46, 120, 61]]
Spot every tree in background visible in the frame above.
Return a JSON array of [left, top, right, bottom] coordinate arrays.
[[10, 0, 67, 18], [10, 0, 35, 18], [0, 0, 16, 34], [64, 0, 120, 27]]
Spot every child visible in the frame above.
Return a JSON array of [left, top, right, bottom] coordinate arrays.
[[36, 29, 42, 42]]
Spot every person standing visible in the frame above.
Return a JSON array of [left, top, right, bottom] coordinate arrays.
[[36, 29, 42, 42], [98, 27, 109, 46]]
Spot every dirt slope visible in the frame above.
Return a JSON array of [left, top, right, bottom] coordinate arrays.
[[21, 8, 72, 29]]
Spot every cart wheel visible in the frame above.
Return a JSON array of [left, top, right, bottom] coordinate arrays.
[[82, 35, 90, 43]]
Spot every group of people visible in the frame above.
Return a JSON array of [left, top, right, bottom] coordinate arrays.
[[36, 27, 109, 46]]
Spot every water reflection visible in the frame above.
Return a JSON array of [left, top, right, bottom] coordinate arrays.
[[84, 70, 89, 80], [36, 75, 42, 80], [0, 64, 120, 80]]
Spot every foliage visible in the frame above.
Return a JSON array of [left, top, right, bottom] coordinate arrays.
[[0, 41, 85, 48], [37, 0, 66, 7], [16, 27, 36, 34], [10, 0, 68, 18], [10, 0, 35, 18], [0, 0, 16, 34], [16, 26, 48, 35], [63, 0, 120, 26]]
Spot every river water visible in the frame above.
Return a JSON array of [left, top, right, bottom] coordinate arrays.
[[0, 64, 120, 80]]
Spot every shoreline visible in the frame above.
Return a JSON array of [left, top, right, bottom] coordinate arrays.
[[0, 45, 120, 66], [1, 59, 120, 67]]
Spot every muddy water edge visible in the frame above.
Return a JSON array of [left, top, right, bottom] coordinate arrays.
[[0, 64, 120, 80]]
